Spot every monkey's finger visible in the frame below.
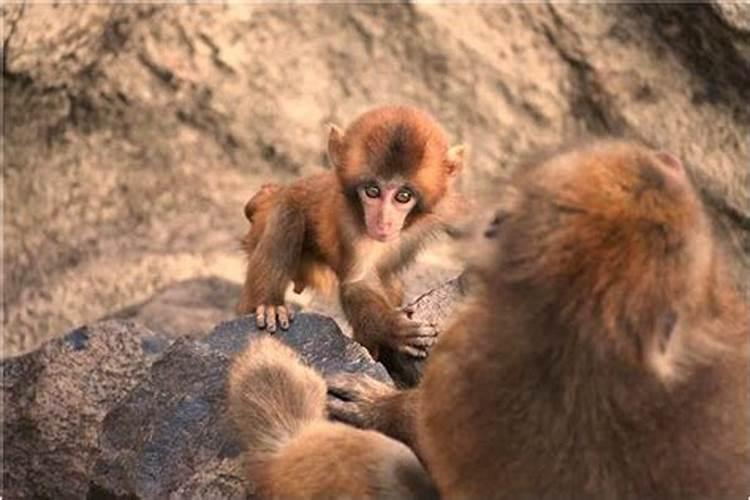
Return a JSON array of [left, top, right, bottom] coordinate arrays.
[[277, 306, 291, 330], [256, 306, 266, 329], [326, 397, 366, 426], [399, 345, 429, 359], [326, 373, 362, 401], [326, 372, 392, 401], [288, 307, 295, 321], [327, 385, 354, 401], [402, 324, 438, 338], [419, 324, 439, 336], [405, 335, 438, 348], [265, 306, 277, 333]]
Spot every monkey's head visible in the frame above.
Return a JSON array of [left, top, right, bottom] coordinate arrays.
[[328, 106, 465, 242], [484, 140, 735, 380]]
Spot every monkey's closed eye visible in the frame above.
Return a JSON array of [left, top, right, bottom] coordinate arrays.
[[364, 185, 381, 199], [395, 189, 413, 204]]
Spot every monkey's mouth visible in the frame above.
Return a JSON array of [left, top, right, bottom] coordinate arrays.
[[368, 229, 398, 242]]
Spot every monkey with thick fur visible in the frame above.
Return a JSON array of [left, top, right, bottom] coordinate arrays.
[[227, 335, 437, 499], [327, 140, 750, 498], [237, 105, 466, 386]]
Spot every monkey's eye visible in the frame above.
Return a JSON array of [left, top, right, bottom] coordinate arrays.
[[364, 185, 381, 199], [394, 189, 413, 204]]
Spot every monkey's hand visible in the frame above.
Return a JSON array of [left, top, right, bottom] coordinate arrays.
[[255, 304, 295, 333], [326, 372, 397, 428], [387, 313, 438, 359], [327, 372, 418, 448], [340, 281, 437, 358]]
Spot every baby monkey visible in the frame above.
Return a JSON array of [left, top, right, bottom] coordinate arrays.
[[328, 140, 750, 498], [238, 105, 466, 386]]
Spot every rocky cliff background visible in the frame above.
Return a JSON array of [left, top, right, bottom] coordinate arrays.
[[3, 3, 750, 357]]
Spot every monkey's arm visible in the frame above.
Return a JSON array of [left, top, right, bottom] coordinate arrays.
[[237, 202, 305, 332], [382, 275, 405, 307], [327, 373, 420, 451], [340, 280, 437, 359]]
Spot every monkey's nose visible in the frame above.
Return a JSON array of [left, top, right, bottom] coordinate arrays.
[[376, 221, 392, 232]]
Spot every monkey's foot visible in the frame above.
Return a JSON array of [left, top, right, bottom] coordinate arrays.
[[255, 304, 294, 333], [326, 373, 396, 427], [389, 317, 438, 359]]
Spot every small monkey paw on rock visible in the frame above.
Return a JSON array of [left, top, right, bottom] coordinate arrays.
[[255, 304, 295, 333]]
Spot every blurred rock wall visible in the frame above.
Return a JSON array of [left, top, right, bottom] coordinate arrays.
[[3, 3, 749, 356]]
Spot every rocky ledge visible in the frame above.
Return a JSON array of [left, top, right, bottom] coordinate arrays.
[[1, 277, 462, 499]]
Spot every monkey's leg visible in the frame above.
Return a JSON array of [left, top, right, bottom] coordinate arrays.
[[237, 201, 305, 332], [326, 373, 420, 451], [340, 281, 438, 359]]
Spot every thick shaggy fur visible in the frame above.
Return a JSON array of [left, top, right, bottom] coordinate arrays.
[[227, 336, 436, 499], [330, 140, 750, 499], [237, 105, 465, 386]]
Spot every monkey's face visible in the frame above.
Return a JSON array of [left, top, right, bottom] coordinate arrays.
[[328, 106, 465, 220], [357, 179, 418, 242]]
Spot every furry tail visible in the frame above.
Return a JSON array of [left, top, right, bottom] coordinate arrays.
[[227, 336, 326, 457]]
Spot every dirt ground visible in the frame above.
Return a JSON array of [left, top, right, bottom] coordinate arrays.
[[3, 3, 749, 357]]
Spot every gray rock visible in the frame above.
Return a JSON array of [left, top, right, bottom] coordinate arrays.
[[101, 274, 465, 387], [405, 275, 466, 327], [1, 320, 173, 499], [203, 314, 390, 381], [94, 314, 390, 499], [2, 311, 397, 498]]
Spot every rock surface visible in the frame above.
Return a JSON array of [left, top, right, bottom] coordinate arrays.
[[103, 271, 462, 342], [4, 3, 749, 356], [1, 321, 174, 499], [107, 276, 242, 339], [1, 265, 463, 498], [1, 314, 393, 499]]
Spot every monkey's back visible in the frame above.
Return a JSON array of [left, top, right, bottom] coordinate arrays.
[[418, 294, 750, 499], [417, 252, 750, 499]]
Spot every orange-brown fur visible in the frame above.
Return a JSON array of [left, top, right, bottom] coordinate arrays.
[[227, 336, 436, 499], [237, 105, 465, 386], [329, 140, 750, 498]]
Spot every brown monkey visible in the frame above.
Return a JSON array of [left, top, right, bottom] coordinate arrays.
[[237, 105, 466, 386], [328, 140, 750, 498], [227, 335, 437, 499]]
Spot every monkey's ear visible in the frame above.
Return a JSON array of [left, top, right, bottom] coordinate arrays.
[[445, 144, 467, 178], [244, 193, 261, 222], [327, 124, 346, 169], [654, 151, 683, 172]]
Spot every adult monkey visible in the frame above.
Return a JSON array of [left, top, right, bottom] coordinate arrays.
[[237, 105, 466, 386], [328, 140, 750, 498]]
